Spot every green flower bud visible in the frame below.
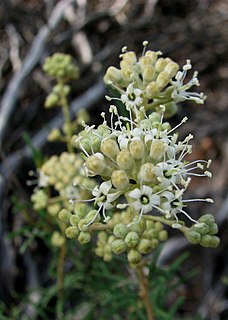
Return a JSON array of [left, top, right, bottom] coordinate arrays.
[[111, 170, 129, 190], [129, 139, 145, 159], [143, 229, 158, 240], [200, 234, 213, 247], [137, 239, 152, 254], [51, 231, 65, 247], [127, 249, 142, 265], [154, 222, 163, 231], [70, 214, 80, 226], [198, 214, 215, 225], [78, 219, 88, 232], [111, 239, 127, 254], [44, 93, 59, 108], [158, 230, 168, 242], [116, 150, 134, 170], [47, 128, 61, 142], [31, 190, 48, 210], [124, 231, 139, 248], [85, 210, 100, 224], [156, 71, 170, 89], [103, 253, 112, 262], [151, 239, 159, 248], [209, 236, 220, 248], [113, 223, 128, 239], [150, 140, 166, 161], [95, 248, 104, 257], [86, 153, 106, 175], [65, 226, 79, 239], [73, 203, 88, 218], [47, 203, 61, 216], [193, 223, 210, 235], [101, 139, 120, 159], [186, 231, 201, 244], [209, 223, 219, 235], [138, 163, 155, 182], [78, 231, 91, 244], [58, 209, 72, 223], [130, 219, 146, 234]]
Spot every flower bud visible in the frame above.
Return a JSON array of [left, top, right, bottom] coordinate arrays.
[[122, 68, 132, 81], [186, 231, 201, 244], [164, 61, 179, 78], [209, 236, 220, 248], [150, 139, 166, 161], [73, 203, 87, 218], [116, 150, 134, 170], [47, 128, 61, 142], [138, 163, 155, 182], [156, 71, 170, 89], [70, 214, 80, 226], [193, 223, 210, 235], [78, 231, 91, 244], [130, 219, 146, 234], [198, 214, 215, 225], [45, 93, 59, 108], [155, 58, 167, 72], [137, 239, 152, 254], [86, 153, 106, 175], [145, 50, 159, 64], [78, 219, 88, 232], [47, 203, 61, 216], [122, 51, 137, 64], [127, 249, 142, 265], [85, 210, 100, 224], [139, 56, 151, 71], [158, 230, 168, 242], [200, 234, 213, 247], [101, 139, 120, 159], [146, 81, 160, 98], [129, 138, 145, 159], [209, 223, 218, 235], [65, 226, 79, 239], [143, 66, 154, 83], [124, 231, 139, 248], [58, 208, 72, 223], [151, 238, 159, 248], [111, 239, 127, 254], [51, 231, 65, 247], [104, 66, 122, 84], [111, 170, 129, 190], [113, 223, 128, 239]]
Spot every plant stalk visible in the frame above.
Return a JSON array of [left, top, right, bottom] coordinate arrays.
[[137, 264, 155, 320]]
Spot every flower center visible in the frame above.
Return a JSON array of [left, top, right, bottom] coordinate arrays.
[[128, 92, 136, 101], [140, 195, 149, 205]]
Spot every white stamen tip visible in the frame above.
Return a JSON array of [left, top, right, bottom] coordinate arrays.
[[105, 95, 112, 101], [206, 198, 214, 203]]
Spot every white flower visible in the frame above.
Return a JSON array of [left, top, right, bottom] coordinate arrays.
[[171, 60, 206, 104], [128, 185, 160, 214], [92, 180, 121, 210], [121, 83, 143, 110]]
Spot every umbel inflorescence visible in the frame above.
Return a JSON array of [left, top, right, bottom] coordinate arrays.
[[33, 45, 219, 266]]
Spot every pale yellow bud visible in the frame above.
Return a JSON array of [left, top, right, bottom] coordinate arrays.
[[101, 139, 119, 159], [138, 163, 155, 182], [111, 170, 129, 190], [129, 139, 145, 159], [86, 153, 106, 174], [51, 231, 65, 247], [155, 58, 167, 73], [122, 51, 137, 64], [65, 226, 79, 239], [145, 51, 159, 64], [146, 81, 160, 98], [143, 66, 155, 83], [116, 150, 134, 170], [58, 208, 71, 223], [164, 61, 179, 78], [127, 249, 142, 265], [156, 71, 170, 89], [137, 239, 152, 254], [150, 140, 166, 160], [121, 68, 132, 81], [47, 128, 61, 142], [78, 231, 91, 244], [104, 66, 122, 84], [47, 203, 61, 216], [139, 56, 151, 71], [111, 239, 127, 254]]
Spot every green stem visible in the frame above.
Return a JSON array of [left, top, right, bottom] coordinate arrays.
[[143, 215, 189, 234], [136, 264, 155, 320], [59, 84, 73, 153]]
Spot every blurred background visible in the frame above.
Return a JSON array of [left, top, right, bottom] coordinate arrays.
[[0, 0, 228, 319]]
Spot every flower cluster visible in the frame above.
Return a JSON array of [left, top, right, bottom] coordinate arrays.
[[104, 42, 206, 117]]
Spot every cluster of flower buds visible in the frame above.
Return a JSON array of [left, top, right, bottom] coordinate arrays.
[[31, 152, 94, 218], [43, 53, 79, 108], [59, 203, 96, 244], [185, 214, 220, 248], [104, 42, 206, 117], [95, 209, 168, 266]]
